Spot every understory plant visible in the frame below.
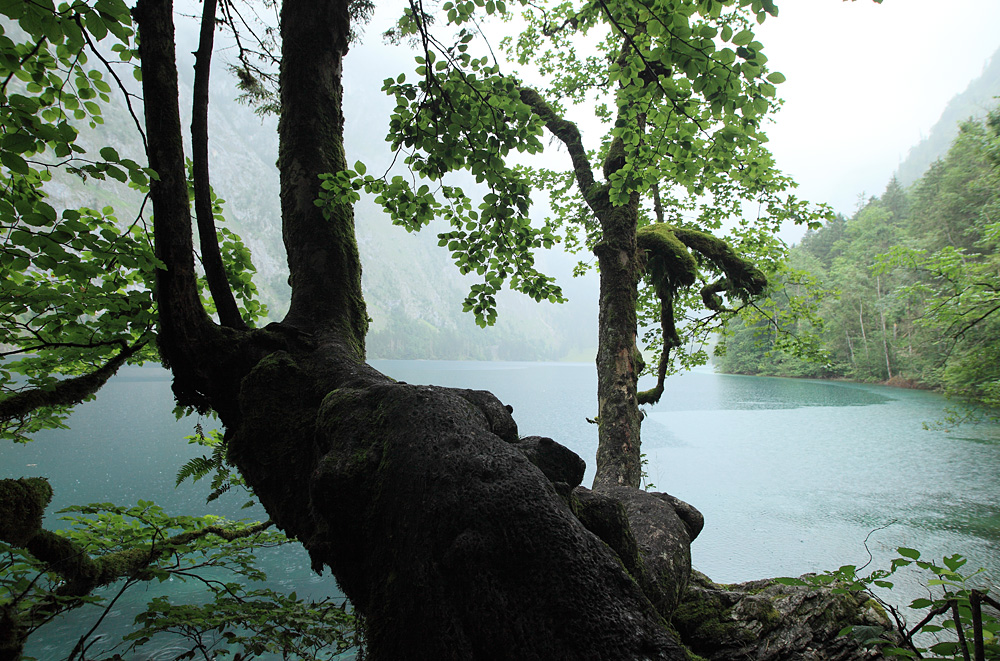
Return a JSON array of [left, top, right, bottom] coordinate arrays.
[[779, 548, 999, 661]]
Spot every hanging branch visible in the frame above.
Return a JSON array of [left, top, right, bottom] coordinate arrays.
[[635, 223, 767, 404]]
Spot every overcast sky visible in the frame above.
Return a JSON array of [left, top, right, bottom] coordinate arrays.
[[757, 0, 1000, 233], [351, 0, 1000, 244]]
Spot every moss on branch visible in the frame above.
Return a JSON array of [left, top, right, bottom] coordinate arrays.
[[635, 224, 767, 404]]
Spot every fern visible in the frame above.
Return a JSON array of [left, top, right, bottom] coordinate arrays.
[[176, 424, 256, 506], [175, 456, 217, 487]]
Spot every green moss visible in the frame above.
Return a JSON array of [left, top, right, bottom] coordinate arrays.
[[863, 597, 888, 621], [683, 648, 709, 661], [673, 592, 738, 641], [672, 227, 767, 295], [637, 224, 698, 293], [0, 478, 52, 546], [632, 345, 646, 376]]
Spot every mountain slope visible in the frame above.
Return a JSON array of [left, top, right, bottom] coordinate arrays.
[[896, 46, 1000, 186]]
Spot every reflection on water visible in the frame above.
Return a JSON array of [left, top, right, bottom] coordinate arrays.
[[709, 373, 894, 410], [3, 361, 999, 658]]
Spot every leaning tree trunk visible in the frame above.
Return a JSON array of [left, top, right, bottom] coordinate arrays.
[[514, 93, 646, 491], [132, 0, 687, 658]]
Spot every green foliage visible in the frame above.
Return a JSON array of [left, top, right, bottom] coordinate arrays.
[[359, 0, 829, 361], [176, 423, 256, 509], [780, 548, 998, 661], [0, 6, 293, 653], [127, 590, 358, 660], [0, 1, 269, 443], [2, 498, 357, 659], [0, 1, 158, 441], [718, 108, 1000, 417]]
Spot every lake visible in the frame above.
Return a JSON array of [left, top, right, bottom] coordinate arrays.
[[3, 360, 999, 658]]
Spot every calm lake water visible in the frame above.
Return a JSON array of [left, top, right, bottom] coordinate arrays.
[[3, 360, 999, 658]]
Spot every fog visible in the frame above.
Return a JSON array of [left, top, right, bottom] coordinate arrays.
[[758, 0, 1000, 233], [344, 0, 1000, 243]]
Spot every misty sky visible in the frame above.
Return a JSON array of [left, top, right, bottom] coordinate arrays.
[[758, 0, 1000, 235], [347, 0, 1000, 245]]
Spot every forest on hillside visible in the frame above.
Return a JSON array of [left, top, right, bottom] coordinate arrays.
[[717, 108, 1000, 413]]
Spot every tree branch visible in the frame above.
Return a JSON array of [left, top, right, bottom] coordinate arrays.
[[517, 87, 601, 204], [278, 0, 368, 346], [134, 0, 241, 415], [0, 477, 274, 660], [0, 342, 142, 424], [192, 0, 246, 330]]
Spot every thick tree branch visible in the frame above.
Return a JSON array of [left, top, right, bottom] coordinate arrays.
[[192, 0, 246, 330], [278, 0, 367, 347], [0, 342, 142, 424], [518, 87, 601, 204], [134, 0, 245, 415], [635, 224, 767, 404], [672, 227, 768, 297], [134, 0, 212, 343]]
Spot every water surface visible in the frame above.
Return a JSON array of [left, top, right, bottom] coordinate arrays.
[[3, 361, 998, 658]]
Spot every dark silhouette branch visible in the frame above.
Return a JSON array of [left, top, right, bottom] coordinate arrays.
[[0, 342, 143, 425], [192, 0, 246, 330], [134, 0, 243, 415]]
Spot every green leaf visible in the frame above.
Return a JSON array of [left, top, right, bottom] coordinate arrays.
[[766, 72, 786, 84], [732, 30, 754, 46], [2, 151, 30, 174], [897, 547, 921, 560]]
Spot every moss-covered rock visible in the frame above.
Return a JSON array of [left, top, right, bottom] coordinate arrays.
[[674, 571, 893, 661], [571, 486, 702, 620]]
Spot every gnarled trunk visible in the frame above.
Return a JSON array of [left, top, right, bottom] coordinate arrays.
[[133, 0, 687, 657]]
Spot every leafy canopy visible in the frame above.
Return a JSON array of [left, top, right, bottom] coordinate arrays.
[[0, 0, 267, 442], [324, 0, 830, 372]]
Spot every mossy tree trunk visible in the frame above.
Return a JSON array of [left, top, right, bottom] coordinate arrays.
[[517, 88, 647, 490], [131, 0, 684, 657], [592, 197, 644, 490]]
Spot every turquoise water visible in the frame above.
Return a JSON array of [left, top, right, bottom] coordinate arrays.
[[3, 361, 999, 658]]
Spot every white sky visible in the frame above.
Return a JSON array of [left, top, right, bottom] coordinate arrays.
[[353, 0, 1000, 243], [757, 0, 1000, 232]]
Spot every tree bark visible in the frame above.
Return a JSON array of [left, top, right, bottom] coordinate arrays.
[[876, 274, 893, 379], [133, 1, 687, 658], [278, 0, 367, 347], [191, 0, 245, 330], [517, 88, 644, 490], [593, 197, 643, 489], [859, 302, 870, 360]]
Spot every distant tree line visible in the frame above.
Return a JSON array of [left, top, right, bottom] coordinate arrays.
[[717, 108, 1000, 414]]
